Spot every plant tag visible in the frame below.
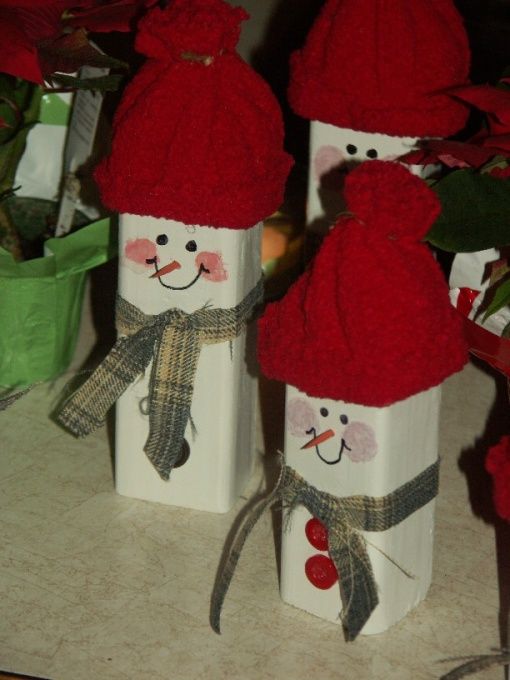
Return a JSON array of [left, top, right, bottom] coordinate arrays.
[[14, 91, 72, 201], [55, 64, 108, 236]]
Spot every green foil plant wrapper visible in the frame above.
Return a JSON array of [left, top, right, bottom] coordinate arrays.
[[0, 217, 116, 390]]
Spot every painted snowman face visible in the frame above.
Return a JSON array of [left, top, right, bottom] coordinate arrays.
[[308, 125, 421, 232], [123, 225, 228, 291], [313, 127, 419, 186], [287, 397, 377, 466]]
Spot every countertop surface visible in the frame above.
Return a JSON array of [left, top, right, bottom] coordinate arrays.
[[1, 286, 509, 680]]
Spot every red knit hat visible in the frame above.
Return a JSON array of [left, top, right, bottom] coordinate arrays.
[[95, 0, 293, 229], [258, 161, 468, 406], [288, 0, 471, 138]]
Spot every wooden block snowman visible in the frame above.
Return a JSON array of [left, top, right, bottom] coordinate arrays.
[[111, 219, 262, 512], [288, 0, 471, 233], [58, 0, 292, 513], [254, 162, 468, 638], [281, 387, 440, 635]]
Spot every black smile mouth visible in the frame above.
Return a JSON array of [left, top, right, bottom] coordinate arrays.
[[146, 258, 210, 290], [305, 427, 350, 466]]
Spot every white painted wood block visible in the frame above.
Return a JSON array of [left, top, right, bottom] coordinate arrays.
[[308, 122, 423, 233], [280, 383, 440, 634], [115, 214, 261, 513]]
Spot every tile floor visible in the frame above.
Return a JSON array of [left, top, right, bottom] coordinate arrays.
[[1, 286, 509, 680]]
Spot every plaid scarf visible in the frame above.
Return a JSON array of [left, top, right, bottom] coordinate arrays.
[[58, 278, 263, 480], [211, 459, 439, 641]]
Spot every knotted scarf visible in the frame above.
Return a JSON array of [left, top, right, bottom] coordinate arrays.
[[211, 459, 439, 641], [58, 278, 263, 480]]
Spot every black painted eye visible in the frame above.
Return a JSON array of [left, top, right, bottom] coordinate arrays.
[[320, 407, 329, 417], [185, 240, 197, 252], [346, 144, 357, 155], [366, 148, 378, 159], [156, 234, 168, 246], [340, 414, 348, 425]]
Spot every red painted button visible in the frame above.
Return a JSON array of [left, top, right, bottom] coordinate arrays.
[[305, 518, 329, 551], [305, 554, 338, 590]]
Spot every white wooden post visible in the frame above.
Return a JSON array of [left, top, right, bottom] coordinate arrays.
[[115, 214, 261, 513], [280, 383, 440, 634]]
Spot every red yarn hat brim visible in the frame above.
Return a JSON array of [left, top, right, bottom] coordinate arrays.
[[289, 75, 470, 138]]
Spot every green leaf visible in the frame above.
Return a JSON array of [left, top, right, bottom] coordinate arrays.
[[48, 73, 124, 92], [0, 96, 22, 146], [502, 320, 510, 338], [0, 76, 38, 145], [426, 170, 510, 252], [0, 84, 42, 193], [483, 277, 510, 320]]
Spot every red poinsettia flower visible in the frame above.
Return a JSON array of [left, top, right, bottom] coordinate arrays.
[[403, 138, 498, 169], [455, 83, 510, 137], [0, 0, 154, 84], [403, 82, 510, 169], [485, 435, 510, 521], [64, 0, 155, 32]]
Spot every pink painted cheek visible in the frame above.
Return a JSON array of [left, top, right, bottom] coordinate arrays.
[[123, 238, 158, 274], [196, 251, 228, 282], [286, 398, 318, 437], [314, 145, 345, 181], [344, 422, 378, 462]]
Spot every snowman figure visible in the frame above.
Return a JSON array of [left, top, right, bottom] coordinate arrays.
[[256, 162, 468, 636], [114, 217, 262, 511], [58, 0, 292, 513], [288, 0, 471, 233], [280, 386, 439, 634], [211, 162, 467, 639]]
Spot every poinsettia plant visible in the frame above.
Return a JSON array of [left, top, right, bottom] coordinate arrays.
[[0, 0, 155, 259], [423, 78, 510, 680], [0, 0, 155, 87], [407, 75, 510, 323]]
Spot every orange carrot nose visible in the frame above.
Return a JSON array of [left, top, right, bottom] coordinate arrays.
[[301, 429, 335, 450], [150, 260, 182, 278]]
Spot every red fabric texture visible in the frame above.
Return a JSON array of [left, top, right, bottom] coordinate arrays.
[[288, 0, 471, 137], [95, 0, 293, 229], [258, 161, 468, 406], [486, 436, 510, 522]]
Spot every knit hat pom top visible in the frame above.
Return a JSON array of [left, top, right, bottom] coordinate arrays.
[[288, 0, 471, 137], [95, 0, 293, 229], [343, 161, 440, 240], [258, 161, 468, 406], [136, 0, 248, 61]]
